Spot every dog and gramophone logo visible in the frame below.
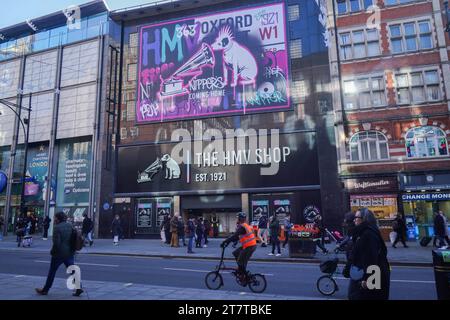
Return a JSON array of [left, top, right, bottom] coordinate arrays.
[[137, 154, 181, 183]]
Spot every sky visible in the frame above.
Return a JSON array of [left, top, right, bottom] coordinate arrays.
[[0, 0, 159, 29]]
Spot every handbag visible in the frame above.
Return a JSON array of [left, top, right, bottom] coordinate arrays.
[[389, 231, 397, 244]]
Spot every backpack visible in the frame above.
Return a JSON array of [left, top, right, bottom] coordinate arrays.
[[71, 228, 84, 252]]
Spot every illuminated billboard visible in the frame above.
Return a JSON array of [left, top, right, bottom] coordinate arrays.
[[136, 2, 290, 123]]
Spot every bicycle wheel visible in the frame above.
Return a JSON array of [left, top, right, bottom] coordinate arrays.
[[205, 271, 223, 290], [316, 275, 337, 296], [248, 273, 267, 293]]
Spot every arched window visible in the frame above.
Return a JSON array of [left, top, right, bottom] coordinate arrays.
[[349, 131, 389, 161], [405, 126, 448, 158]]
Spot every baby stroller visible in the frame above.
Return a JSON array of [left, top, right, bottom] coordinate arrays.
[[22, 235, 33, 247], [16, 227, 32, 247]]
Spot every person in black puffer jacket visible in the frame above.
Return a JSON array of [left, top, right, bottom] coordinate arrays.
[[347, 207, 390, 300]]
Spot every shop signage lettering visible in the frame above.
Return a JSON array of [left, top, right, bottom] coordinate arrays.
[[402, 193, 450, 201], [137, 3, 290, 123], [195, 147, 290, 167], [346, 177, 397, 192], [64, 159, 89, 194], [117, 131, 319, 194]]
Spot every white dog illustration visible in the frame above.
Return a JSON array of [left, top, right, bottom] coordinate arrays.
[[211, 26, 257, 87], [161, 154, 181, 180]]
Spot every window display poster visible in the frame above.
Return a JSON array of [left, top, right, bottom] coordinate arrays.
[[350, 194, 398, 219], [24, 145, 49, 204], [156, 198, 173, 227], [137, 202, 152, 228], [251, 200, 269, 222], [273, 199, 291, 222], [56, 140, 92, 206]]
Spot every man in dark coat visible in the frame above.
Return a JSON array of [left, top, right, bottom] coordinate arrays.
[[163, 215, 171, 245], [186, 217, 196, 254], [111, 214, 122, 245], [203, 219, 211, 246], [35, 212, 83, 296], [392, 213, 408, 248], [433, 211, 447, 248], [269, 216, 281, 256], [82, 213, 94, 246], [42, 216, 51, 240], [348, 208, 390, 300]]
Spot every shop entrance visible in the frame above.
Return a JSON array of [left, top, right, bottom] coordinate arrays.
[[181, 194, 242, 237], [184, 208, 241, 237]]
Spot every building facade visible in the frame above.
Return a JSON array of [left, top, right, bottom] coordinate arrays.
[[328, 0, 450, 240], [0, 1, 111, 236], [97, 0, 344, 238]]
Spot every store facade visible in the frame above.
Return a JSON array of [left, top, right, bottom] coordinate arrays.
[[102, 0, 344, 238], [400, 173, 450, 239], [344, 176, 399, 241], [0, 1, 109, 235]]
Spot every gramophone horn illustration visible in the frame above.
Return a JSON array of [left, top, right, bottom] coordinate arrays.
[[161, 43, 215, 96]]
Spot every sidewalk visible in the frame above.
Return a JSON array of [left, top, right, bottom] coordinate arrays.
[[0, 236, 434, 266], [0, 272, 327, 300]]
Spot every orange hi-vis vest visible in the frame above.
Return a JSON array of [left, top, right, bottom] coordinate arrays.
[[239, 223, 257, 249]]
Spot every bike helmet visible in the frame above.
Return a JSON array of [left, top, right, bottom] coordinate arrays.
[[236, 212, 247, 221]]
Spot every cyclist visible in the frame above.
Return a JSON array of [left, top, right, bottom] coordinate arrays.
[[221, 212, 257, 280]]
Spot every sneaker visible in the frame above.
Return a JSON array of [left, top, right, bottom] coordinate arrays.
[[439, 246, 448, 250], [276, 253, 281, 257], [35, 288, 48, 295], [90, 241, 93, 247], [268, 253, 274, 256], [261, 244, 267, 247], [42, 238, 48, 240], [73, 289, 84, 297], [187, 251, 195, 254], [203, 245, 208, 248]]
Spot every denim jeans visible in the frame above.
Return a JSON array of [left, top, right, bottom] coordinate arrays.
[[43, 256, 75, 292], [187, 236, 194, 252]]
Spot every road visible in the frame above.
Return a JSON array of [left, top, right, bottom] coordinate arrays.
[[0, 250, 437, 300]]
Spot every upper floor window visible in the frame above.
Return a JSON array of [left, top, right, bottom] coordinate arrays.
[[395, 70, 441, 105], [344, 75, 386, 109], [349, 131, 390, 161], [385, 0, 416, 6], [339, 29, 380, 60], [337, 0, 373, 15], [405, 126, 448, 158], [288, 5, 300, 21], [389, 20, 433, 54], [289, 39, 302, 59]]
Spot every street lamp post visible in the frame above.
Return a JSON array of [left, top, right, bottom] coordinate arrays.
[[0, 96, 32, 236]]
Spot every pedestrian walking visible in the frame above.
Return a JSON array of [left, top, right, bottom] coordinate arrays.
[[439, 210, 450, 247], [177, 215, 186, 246], [35, 211, 83, 297], [203, 218, 211, 247], [433, 211, 448, 249], [392, 213, 408, 248], [312, 215, 328, 254], [195, 218, 204, 248], [212, 216, 219, 238], [15, 216, 26, 247], [170, 215, 179, 247], [163, 215, 171, 245], [186, 217, 196, 254], [282, 214, 292, 249], [268, 215, 281, 256], [258, 215, 268, 247], [111, 214, 122, 245], [347, 208, 390, 300], [42, 216, 51, 240], [82, 213, 94, 247]]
